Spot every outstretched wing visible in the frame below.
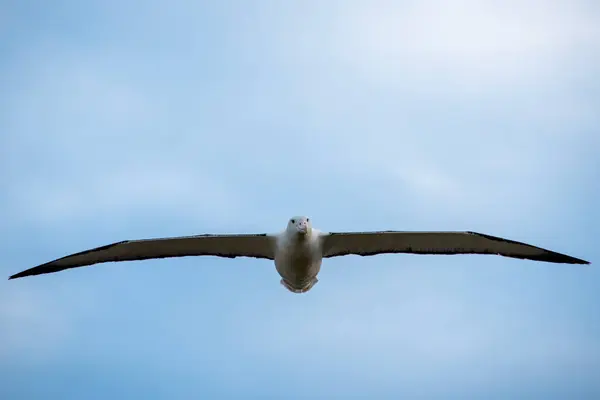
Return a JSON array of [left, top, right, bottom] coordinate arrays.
[[9, 233, 276, 279], [321, 231, 589, 264]]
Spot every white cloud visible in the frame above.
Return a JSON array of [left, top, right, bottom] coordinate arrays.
[[328, 0, 600, 88], [239, 0, 597, 234], [5, 1, 597, 231], [274, 33, 596, 205]]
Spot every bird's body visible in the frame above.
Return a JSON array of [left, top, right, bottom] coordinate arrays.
[[9, 215, 590, 293], [274, 221, 324, 293]]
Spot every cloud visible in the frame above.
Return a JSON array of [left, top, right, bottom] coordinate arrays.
[[232, 0, 599, 235], [326, 0, 600, 88], [4, 1, 597, 232]]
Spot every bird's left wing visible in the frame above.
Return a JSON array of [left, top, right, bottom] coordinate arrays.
[[9, 233, 276, 279], [321, 231, 589, 264]]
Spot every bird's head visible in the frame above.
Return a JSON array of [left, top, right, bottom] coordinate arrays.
[[287, 216, 312, 237]]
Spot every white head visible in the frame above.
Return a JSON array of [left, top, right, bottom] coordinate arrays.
[[286, 216, 312, 236]]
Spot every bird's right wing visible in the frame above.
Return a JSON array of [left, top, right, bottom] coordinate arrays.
[[9, 233, 276, 279]]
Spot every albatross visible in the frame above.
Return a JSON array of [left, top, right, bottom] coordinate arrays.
[[9, 216, 590, 293]]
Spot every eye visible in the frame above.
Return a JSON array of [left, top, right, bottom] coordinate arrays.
[[306, 218, 310, 222], [291, 219, 296, 224]]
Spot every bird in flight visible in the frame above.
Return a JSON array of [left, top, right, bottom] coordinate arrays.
[[9, 216, 590, 293]]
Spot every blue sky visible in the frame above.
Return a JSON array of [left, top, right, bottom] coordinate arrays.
[[1, 0, 599, 398]]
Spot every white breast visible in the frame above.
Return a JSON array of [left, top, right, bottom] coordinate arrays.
[[274, 231, 323, 293]]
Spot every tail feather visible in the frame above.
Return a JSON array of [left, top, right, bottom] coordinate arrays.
[[280, 277, 318, 294]]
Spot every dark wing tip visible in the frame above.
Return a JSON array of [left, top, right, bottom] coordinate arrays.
[[8, 240, 129, 281], [532, 253, 590, 265], [8, 269, 35, 280], [468, 231, 591, 265], [8, 265, 57, 280], [568, 256, 590, 265]]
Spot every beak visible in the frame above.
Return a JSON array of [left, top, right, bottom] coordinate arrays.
[[297, 224, 308, 234]]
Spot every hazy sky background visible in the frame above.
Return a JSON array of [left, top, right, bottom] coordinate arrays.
[[1, 0, 599, 398]]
